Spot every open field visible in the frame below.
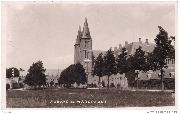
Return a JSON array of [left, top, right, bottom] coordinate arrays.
[[6, 88, 175, 108]]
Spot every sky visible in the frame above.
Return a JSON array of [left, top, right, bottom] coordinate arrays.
[[2, 2, 176, 71]]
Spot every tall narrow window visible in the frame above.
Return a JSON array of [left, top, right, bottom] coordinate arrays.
[[85, 41, 87, 48], [85, 51, 86, 58], [168, 59, 169, 64]]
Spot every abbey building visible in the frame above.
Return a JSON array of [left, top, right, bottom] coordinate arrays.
[[74, 18, 128, 88], [74, 18, 175, 89]]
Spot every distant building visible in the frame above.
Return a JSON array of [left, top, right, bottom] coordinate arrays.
[[113, 38, 156, 59], [18, 69, 61, 87], [6, 77, 23, 89], [45, 69, 60, 87], [46, 76, 59, 87]]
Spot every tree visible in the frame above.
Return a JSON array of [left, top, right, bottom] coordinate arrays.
[[58, 63, 86, 86], [104, 48, 117, 89], [23, 61, 46, 89], [152, 26, 175, 91], [133, 46, 146, 89], [74, 63, 87, 84], [143, 52, 155, 72], [117, 47, 128, 74], [6, 67, 20, 78], [168, 36, 175, 59], [93, 53, 105, 88], [132, 46, 146, 72], [125, 55, 136, 87]]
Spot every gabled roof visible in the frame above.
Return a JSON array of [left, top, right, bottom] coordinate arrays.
[[130, 42, 155, 55], [113, 42, 156, 59]]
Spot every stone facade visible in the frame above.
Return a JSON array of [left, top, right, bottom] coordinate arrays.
[[74, 18, 128, 88], [74, 18, 93, 84]]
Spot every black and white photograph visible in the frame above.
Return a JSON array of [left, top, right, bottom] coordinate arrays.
[[1, 1, 177, 110]]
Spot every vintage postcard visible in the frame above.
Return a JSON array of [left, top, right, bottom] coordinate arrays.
[[1, 1, 178, 112]]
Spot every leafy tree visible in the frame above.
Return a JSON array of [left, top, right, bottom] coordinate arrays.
[[58, 63, 86, 86], [132, 46, 146, 72], [152, 26, 175, 90], [6, 67, 20, 78], [133, 46, 146, 89], [143, 52, 155, 72], [124, 47, 146, 88], [125, 55, 136, 87], [23, 61, 46, 89], [104, 48, 117, 89], [93, 53, 105, 88], [168, 36, 175, 59], [117, 47, 128, 74]]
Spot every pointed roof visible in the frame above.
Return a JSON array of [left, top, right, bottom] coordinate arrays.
[[75, 26, 82, 45], [82, 18, 91, 38]]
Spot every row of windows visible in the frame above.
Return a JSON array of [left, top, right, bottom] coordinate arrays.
[[46, 79, 58, 81], [146, 72, 175, 78], [165, 59, 175, 64]]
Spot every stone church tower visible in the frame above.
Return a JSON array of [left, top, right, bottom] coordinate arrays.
[[74, 18, 93, 84]]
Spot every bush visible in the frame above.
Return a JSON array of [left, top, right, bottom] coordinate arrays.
[[6, 84, 10, 90]]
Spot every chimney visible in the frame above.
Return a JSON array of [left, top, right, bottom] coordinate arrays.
[[119, 44, 122, 49], [125, 41, 128, 47], [139, 38, 142, 43], [145, 39, 149, 45], [114, 47, 117, 51]]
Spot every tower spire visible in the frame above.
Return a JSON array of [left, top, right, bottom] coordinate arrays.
[[85, 18, 88, 26], [79, 25, 81, 32], [76, 26, 81, 44], [82, 18, 91, 38]]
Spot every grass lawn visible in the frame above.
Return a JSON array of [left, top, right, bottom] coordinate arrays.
[[6, 88, 175, 108]]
